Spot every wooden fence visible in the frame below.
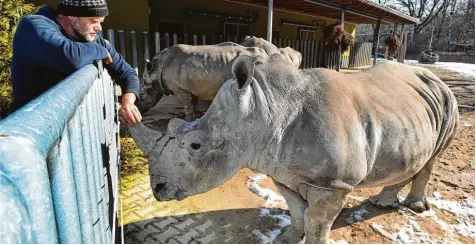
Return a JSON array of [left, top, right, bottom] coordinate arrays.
[[101, 29, 373, 75]]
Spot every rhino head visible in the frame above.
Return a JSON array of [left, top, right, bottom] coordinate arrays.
[[129, 54, 283, 201], [138, 48, 171, 113]]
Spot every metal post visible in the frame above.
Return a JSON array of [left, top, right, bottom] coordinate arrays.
[[143, 31, 149, 65], [336, 9, 345, 71], [107, 29, 115, 48], [117, 30, 126, 59], [164, 33, 170, 48], [373, 19, 381, 65], [130, 30, 138, 74], [154, 32, 160, 54], [267, 0, 273, 41]]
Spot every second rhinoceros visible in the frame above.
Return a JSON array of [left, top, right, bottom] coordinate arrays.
[[130, 55, 459, 243], [139, 43, 268, 120]]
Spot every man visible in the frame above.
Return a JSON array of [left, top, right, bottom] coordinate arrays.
[[11, 0, 141, 125]]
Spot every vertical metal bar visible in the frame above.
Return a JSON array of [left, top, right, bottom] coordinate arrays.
[[107, 29, 115, 48], [143, 31, 149, 65], [92, 81, 110, 243], [154, 32, 160, 54], [193, 35, 198, 45], [173, 33, 178, 45], [267, 0, 273, 41], [165, 33, 170, 48], [130, 30, 138, 75], [117, 30, 126, 60], [68, 107, 94, 243], [202, 35, 206, 45], [80, 95, 101, 244], [337, 10, 345, 71], [373, 19, 381, 65], [87, 87, 106, 244], [219, 35, 223, 43], [48, 129, 82, 243], [234, 36, 238, 43]]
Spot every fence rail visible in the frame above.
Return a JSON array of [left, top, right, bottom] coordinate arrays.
[[103, 29, 373, 74], [0, 62, 120, 244]]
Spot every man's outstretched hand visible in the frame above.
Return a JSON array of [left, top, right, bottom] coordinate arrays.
[[120, 93, 142, 125]]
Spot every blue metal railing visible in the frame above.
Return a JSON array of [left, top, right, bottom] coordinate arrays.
[[0, 62, 120, 244]]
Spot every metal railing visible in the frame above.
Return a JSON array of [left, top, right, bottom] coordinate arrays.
[[104, 28, 374, 75], [0, 62, 120, 243]]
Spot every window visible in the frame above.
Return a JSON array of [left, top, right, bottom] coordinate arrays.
[[155, 19, 186, 45], [299, 29, 315, 40], [224, 22, 251, 41]]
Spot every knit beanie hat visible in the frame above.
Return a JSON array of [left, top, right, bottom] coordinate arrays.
[[57, 0, 109, 17]]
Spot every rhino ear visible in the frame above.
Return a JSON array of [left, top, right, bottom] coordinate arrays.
[[232, 55, 258, 90]]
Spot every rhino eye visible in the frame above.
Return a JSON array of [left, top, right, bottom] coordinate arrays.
[[190, 143, 201, 150]]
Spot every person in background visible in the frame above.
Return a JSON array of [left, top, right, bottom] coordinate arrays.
[[11, 0, 142, 125]]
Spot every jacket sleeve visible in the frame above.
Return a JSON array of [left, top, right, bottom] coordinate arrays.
[[96, 36, 140, 101], [17, 16, 109, 74]]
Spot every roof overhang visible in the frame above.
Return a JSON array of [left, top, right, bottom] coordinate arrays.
[[226, 0, 420, 24]]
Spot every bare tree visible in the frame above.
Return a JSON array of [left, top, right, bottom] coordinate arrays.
[[395, 0, 452, 34]]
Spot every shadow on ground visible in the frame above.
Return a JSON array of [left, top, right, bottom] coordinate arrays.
[[122, 200, 399, 244]]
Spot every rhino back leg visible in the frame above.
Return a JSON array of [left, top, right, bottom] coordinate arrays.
[[174, 90, 196, 121], [369, 178, 412, 208], [274, 182, 306, 244], [403, 157, 438, 212], [303, 188, 349, 244]]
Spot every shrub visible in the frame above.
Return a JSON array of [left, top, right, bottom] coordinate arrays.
[[0, 0, 36, 118]]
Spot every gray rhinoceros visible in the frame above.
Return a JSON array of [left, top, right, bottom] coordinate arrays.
[[139, 43, 267, 121], [240, 36, 281, 55], [279, 46, 302, 68], [240, 36, 302, 68], [130, 54, 459, 243]]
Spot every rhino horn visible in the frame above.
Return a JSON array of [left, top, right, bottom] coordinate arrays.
[[128, 123, 166, 157]]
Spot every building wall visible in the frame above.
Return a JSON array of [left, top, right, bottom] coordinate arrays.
[[148, 0, 356, 41], [28, 0, 356, 67]]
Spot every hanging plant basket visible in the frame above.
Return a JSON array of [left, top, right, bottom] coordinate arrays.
[[323, 23, 355, 52], [384, 34, 401, 56]]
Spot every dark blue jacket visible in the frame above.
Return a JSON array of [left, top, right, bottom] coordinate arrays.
[[11, 5, 140, 110]]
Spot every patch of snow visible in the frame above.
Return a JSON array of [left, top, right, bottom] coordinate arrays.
[[391, 216, 434, 244], [400, 197, 476, 242], [404, 59, 475, 77], [371, 223, 393, 240], [247, 174, 287, 208], [433, 191, 442, 200], [376, 58, 475, 77], [347, 195, 368, 202], [329, 238, 349, 244], [255, 208, 291, 244], [344, 207, 370, 224], [428, 198, 475, 218]]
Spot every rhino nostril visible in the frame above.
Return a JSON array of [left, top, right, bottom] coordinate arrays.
[[155, 183, 166, 192], [191, 143, 201, 150]]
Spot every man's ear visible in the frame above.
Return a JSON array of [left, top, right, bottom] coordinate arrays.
[[232, 55, 258, 90]]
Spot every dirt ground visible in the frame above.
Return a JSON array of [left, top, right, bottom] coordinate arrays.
[[120, 64, 475, 244]]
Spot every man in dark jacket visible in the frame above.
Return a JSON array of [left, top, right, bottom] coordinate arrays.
[[11, 0, 141, 125]]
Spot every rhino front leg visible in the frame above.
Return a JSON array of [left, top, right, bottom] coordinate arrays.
[[303, 188, 348, 244], [274, 182, 306, 244], [403, 158, 437, 213], [370, 179, 412, 208], [174, 90, 196, 121]]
